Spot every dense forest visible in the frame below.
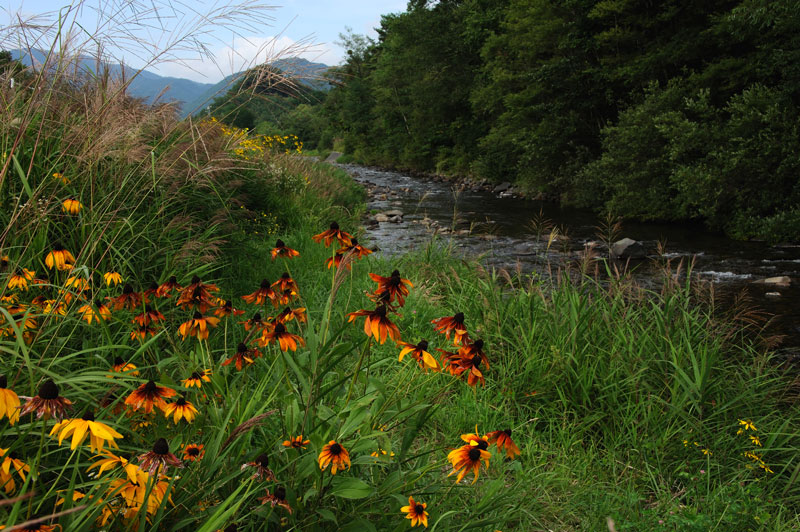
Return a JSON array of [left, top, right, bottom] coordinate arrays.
[[243, 0, 800, 242]]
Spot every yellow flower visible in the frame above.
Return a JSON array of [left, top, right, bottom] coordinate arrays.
[[739, 419, 757, 431], [7, 268, 35, 291], [62, 198, 83, 214], [401, 495, 429, 528], [749, 435, 762, 447], [50, 412, 123, 452], [0, 376, 20, 425], [162, 397, 198, 423], [103, 271, 123, 286], [44, 244, 75, 270], [52, 172, 69, 184]]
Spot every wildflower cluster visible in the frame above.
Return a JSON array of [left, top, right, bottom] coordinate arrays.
[[738, 419, 773, 475]]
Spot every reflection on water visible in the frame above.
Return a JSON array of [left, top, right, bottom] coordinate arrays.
[[340, 164, 800, 349]]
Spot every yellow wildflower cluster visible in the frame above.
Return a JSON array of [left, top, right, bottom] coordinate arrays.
[[738, 419, 773, 474], [205, 117, 303, 159]]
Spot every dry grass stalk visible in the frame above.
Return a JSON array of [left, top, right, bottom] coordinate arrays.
[[221, 409, 278, 450]]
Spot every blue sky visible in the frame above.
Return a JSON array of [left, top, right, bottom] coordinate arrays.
[[2, 0, 407, 82]]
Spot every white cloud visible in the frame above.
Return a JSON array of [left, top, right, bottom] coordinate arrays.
[[147, 35, 341, 84]]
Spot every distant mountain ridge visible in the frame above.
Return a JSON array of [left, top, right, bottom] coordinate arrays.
[[9, 49, 330, 116]]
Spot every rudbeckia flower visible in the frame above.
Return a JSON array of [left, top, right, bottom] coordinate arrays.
[[271, 239, 300, 260], [369, 270, 413, 307], [7, 268, 35, 291], [214, 299, 245, 318], [179, 312, 219, 340], [486, 429, 521, 459], [446, 443, 491, 484], [275, 306, 307, 324], [438, 348, 461, 375], [19, 379, 73, 420], [282, 435, 310, 449], [109, 284, 142, 311], [347, 305, 401, 344], [240, 312, 266, 332], [0, 255, 7, 272], [52, 172, 69, 184], [44, 244, 75, 271], [432, 312, 469, 345], [125, 380, 176, 414], [259, 486, 293, 513], [87, 452, 139, 482], [0, 376, 20, 425], [242, 279, 276, 306], [103, 271, 123, 286], [176, 275, 219, 312], [78, 300, 112, 324], [61, 198, 83, 214], [454, 355, 487, 388], [0, 448, 29, 494], [133, 305, 165, 327], [458, 339, 489, 369], [312, 221, 352, 247], [272, 273, 298, 294], [401, 495, 429, 528], [182, 369, 211, 388], [241, 453, 275, 481], [156, 275, 182, 298], [143, 281, 160, 300], [221, 343, 261, 371], [259, 322, 305, 352], [460, 426, 489, 450], [274, 288, 298, 306], [109, 357, 139, 377], [50, 410, 124, 452], [183, 444, 205, 461], [162, 397, 199, 424], [130, 324, 159, 341], [318, 440, 351, 474], [138, 437, 183, 474], [398, 340, 441, 372]]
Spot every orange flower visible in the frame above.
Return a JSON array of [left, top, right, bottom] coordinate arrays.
[[130, 324, 158, 341], [282, 435, 310, 449], [318, 440, 351, 474], [156, 276, 182, 298], [0, 375, 20, 425], [182, 444, 205, 461], [369, 270, 413, 307], [179, 312, 220, 340], [78, 300, 112, 324], [176, 275, 219, 312], [124, 380, 175, 414], [7, 268, 35, 291], [214, 299, 245, 318], [109, 357, 139, 377], [44, 244, 75, 271], [486, 429, 521, 459], [103, 271, 123, 286], [61, 198, 83, 214], [162, 397, 199, 423], [132, 305, 165, 327], [182, 369, 211, 388], [446, 443, 490, 484], [271, 239, 300, 260], [240, 312, 266, 332], [274, 288, 299, 306], [271, 273, 298, 294], [259, 322, 305, 352], [109, 284, 142, 311], [19, 379, 73, 420], [0, 447, 29, 494], [242, 279, 276, 306], [453, 354, 487, 388], [347, 305, 401, 344], [400, 495, 429, 528], [259, 486, 292, 513], [138, 438, 183, 474], [275, 306, 307, 324], [398, 340, 440, 372], [241, 453, 275, 481], [221, 343, 261, 371], [312, 221, 352, 247], [432, 312, 469, 345], [457, 339, 489, 370]]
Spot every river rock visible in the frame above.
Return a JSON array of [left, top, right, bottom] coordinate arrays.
[[752, 276, 792, 288], [383, 209, 403, 217], [375, 213, 390, 222], [610, 238, 647, 259], [493, 182, 512, 194], [389, 215, 403, 223], [324, 151, 342, 163], [765, 292, 782, 298]]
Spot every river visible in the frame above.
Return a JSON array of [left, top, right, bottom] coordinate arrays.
[[340, 163, 800, 352]]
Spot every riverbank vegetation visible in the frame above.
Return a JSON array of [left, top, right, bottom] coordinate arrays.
[[2, 5, 800, 532], [281, 0, 800, 243]]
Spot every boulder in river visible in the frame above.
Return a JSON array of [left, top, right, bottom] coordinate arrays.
[[610, 238, 647, 259], [383, 209, 404, 217], [375, 213, 390, 223], [752, 276, 791, 288], [493, 182, 513, 194]]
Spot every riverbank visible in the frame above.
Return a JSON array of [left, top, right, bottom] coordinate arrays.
[[2, 68, 800, 530]]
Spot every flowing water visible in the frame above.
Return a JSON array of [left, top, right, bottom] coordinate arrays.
[[340, 164, 800, 351]]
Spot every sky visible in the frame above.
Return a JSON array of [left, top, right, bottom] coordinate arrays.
[[1, 0, 408, 83]]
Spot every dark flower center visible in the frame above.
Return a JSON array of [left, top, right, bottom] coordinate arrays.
[[476, 439, 488, 451], [153, 438, 169, 455], [53, 243, 64, 251], [148, 282, 158, 290], [255, 453, 269, 467], [223, 300, 232, 309], [113, 356, 125, 367], [237, 343, 249, 353], [122, 284, 134, 295], [281, 273, 290, 280], [187, 447, 200, 456], [472, 339, 484, 351], [82, 410, 95, 421], [145, 305, 155, 313], [176, 397, 188, 406], [0, 375, 6, 388], [224, 525, 238, 532], [471, 355, 482, 368], [329, 443, 342, 455], [39, 379, 59, 400], [252, 313, 262, 322], [190, 372, 202, 380], [417, 340, 428, 350], [8, 451, 19, 460], [391, 269, 400, 278], [143, 380, 158, 394], [329, 221, 340, 230], [276, 239, 285, 248], [193, 311, 203, 320], [504, 429, 513, 437], [168, 275, 177, 284], [275, 486, 286, 500], [468, 447, 481, 461], [274, 323, 286, 335], [191, 275, 201, 284], [351, 238, 359, 246], [95, 300, 105, 308], [260, 279, 270, 288], [453, 312, 465, 324], [414, 504, 424, 515], [375, 305, 387, 318]]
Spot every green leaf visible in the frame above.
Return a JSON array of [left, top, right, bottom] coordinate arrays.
[[329, 477, 374, 499], [338, 518, 378, 532], [316, 509, 338, 525]]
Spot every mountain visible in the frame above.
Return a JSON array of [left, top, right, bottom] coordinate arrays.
[[8, 49, 330, 116]]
